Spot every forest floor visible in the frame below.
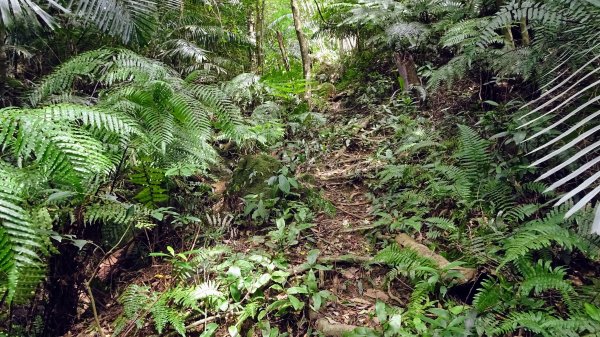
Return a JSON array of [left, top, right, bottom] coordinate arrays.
[[284, 98, 396, 333], [65, 97, 395, 337], [305, 152, 383, 331]]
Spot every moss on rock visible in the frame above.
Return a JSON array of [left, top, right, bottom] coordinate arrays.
[[229, 154, 282, 197]]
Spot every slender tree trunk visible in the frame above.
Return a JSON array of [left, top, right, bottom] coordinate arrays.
[[504, 24, 515, 49], [394, 51, 420, 91], [0, 26, 7, 99], [290, 0, 311, 93], [519, 0, 530, 46], [496, 0, 515, 49], [276, 31, 290, 72], [520, 18, 530, 46], [255, 0, 265, 73], [247, 8, 257, 72]]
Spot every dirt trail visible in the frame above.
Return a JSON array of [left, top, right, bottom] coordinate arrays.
[[304, 145, 389, 330]]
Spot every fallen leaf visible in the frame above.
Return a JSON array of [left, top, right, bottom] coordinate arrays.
[[350, 297, 371, 305], [342, 267, 358, 279], [364, 288, 389, 301]]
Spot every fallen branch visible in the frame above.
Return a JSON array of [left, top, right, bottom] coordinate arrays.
[[316, 318, 359, 337], [163, 315, 219, 337], [395, 234, 476, 284]]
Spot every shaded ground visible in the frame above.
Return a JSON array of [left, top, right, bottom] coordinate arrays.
[[300, 120, 390, 330], [64, 97, 393, 336]]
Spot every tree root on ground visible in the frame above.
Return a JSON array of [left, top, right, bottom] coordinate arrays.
[[316, 318, 359, 337], [395, 233, 476, 284]]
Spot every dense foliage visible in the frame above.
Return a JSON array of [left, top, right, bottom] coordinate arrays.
[[0, 0, 599, 336]]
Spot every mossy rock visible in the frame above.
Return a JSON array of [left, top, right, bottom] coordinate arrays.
[[298, 173, 317, 185], [229, 154, 282, 197]]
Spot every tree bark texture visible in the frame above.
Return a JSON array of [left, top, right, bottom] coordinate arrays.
[[255, 0, 266, 73], [0, 26, 7, 97], [520, 18, 530, 46], [247, 7, 257, 71], [290, 0, 311, 83], [276, 30, 290, 72], [393, 51, 420, 91]]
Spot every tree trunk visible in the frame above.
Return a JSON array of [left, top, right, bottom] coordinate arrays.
[[247, 8, 257, 72], [255, 0, 265, 73], [520, 17, 530, 46], [276, 31, 290, 72], [0, 26, 7, 99], [518, 0, 530, 46], [393, 51, 420, 91], [496, 0, 515, 49], [290, 0, 311, 87]]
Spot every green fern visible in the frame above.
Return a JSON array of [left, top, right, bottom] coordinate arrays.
[[455, 125, 491, 177], [501, 210, 594, 265], [0, 172, 51, 304], [32, 49, 259, 172], [376, 243, 441, 283], [114, 282, 223, 336], [129, 166, 169, 206], [472, 278, 506, 313], [502, 203, 540, 223], [0, 104, 136, 187], [480, 180, 517, 216], [515, 259, 574, 300]]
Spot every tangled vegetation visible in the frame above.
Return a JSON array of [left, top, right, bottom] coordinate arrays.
[[0, 0, 599, 336]]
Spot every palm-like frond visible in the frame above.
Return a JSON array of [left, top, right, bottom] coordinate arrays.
[[513, 1, 600, 233], [0, 1, 183, 44], [69, 0, 182, 44], [0, 0, 57, 29]]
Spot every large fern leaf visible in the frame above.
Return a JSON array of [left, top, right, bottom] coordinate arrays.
[[0, 170, 49, 304]]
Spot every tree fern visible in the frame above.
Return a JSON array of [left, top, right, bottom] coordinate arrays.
[[0, 103, 136, 304], [0, 170, 50, 304], [0, 104, 135, 188], [32, 49, 259, 172], [0, 0, 58, 30], [494, 0, 600, 233], [69, 0, 183, 44]]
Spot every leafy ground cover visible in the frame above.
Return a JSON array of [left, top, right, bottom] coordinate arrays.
[[0, 1, 599, 337]]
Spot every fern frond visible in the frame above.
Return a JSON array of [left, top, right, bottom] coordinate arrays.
[[71, 0, 183, 44], [502, 214, 590, 265], [481, 180, 516, 215], [0, 173, 50, 304], [516, 259, 573, 296], [0, 105, 133, 187], [376, 243, 439, 281], [427, 53, 473, 91], [503, 203, 540, 223], [455, 125, 491, 176], [473, 278, 505, 312]]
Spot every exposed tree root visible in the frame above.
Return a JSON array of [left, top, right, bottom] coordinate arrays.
[[316, 317, 359, 337], [395, 234, 476, 284]]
